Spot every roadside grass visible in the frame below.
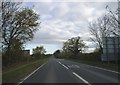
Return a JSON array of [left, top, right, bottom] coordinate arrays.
[[2, 57, 49, 84], [67, 58, 119, 72]]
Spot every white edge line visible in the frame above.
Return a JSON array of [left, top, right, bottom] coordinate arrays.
[[72, 72, 90, 85], [62, 64, 69, 69], [67, 59, 120, 74], [19, 62, 47, 84], [82, 63, 120, 74], [93, 66, 120, 74]]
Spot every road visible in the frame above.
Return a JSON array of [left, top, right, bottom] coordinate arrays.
[[20, 57, 120, 84]]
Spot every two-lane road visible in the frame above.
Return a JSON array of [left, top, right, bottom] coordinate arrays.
[[20, 57, 120, 84]]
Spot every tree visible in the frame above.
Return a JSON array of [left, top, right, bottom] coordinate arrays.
[[32, 46, 46, 56], [89, 14, 112, 53], [106, 2, 120, 36], [2, 1, 39, 66], [2, 1, 39, 55], [63, 36, 86, 57], [3, 39, 23, 66], [53, 50, 60, 58], [89, 2, 120, 53]]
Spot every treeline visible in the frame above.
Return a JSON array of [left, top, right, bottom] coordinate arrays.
[[53, 36, 101, 61], [53, 36, 89, 59], [31, 46, 51, 60]]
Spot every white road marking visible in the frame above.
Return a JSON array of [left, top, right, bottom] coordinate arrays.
[[58, 61, 62, 65], [65, 59, 120, 74], [72, 72, 91, 85], [82, 64, 120, 74], [66, 59, 120, 74], [68, 65, 80, 68], [57, 61, 69, 69], [62, 64, 69, 69], [19, 62, 47, 84]]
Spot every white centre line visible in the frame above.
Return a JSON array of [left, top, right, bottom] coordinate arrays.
[[58, 61, 62, 65], [72, 72, 91, 85], [62, 64, 69, 69], [57, 61, 69, 69]]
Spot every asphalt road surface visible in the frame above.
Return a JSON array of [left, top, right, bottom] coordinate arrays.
[[20, 56, 120, 84]]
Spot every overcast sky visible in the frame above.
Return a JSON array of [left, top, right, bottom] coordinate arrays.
[[21, 0, 118, 54]]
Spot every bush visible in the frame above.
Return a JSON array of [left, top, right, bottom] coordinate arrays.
[[60, 51, 101, 61], [77, 52, 101, 61]]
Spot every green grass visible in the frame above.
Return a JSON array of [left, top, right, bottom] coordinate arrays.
[[2, 57, 49, 84], [67, 59, 119, 72]]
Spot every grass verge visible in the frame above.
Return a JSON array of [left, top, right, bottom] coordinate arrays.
[[66, 58, 119, 72], [2, 57, 49, 84]]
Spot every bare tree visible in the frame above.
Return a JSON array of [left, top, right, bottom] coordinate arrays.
[[106, 2, 120, 36], [89, 14, 111, 53]]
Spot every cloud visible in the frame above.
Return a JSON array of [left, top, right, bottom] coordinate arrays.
[[24, 2, 118, 53], [27, 19, 78, 44], [49, 3, 70, 18], [20, 0, 118, 2]]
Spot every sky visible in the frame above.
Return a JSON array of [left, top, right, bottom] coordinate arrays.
[[20, 0, 118, 54]]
